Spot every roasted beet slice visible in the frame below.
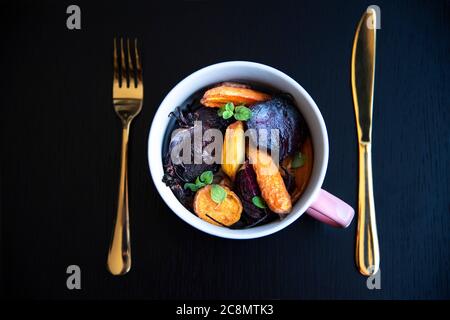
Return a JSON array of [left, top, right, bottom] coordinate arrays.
[[280, 166, 296, 194], [246, 97, 307, 160], [163, 121, 221, 209], [195, 105, 234, 131], [164, 127, 220, 181], [170, 104, 231, 132], [162, 176, 195, 210], [234, 161, 274, 226], [163, 102, 231, 187]]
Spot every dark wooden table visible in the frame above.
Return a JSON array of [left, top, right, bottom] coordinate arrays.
[[1, 0, 449, 299]]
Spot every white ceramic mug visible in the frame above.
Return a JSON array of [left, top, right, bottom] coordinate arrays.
[[148, 61, 354, 239]]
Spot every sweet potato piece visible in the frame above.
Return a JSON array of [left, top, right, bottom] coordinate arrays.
[[193, 185, 242, 226], [222, 121, 245, 181], [200, 101, 224, 108], [248, 147, 292, 214], [201, 85, 271, 107]]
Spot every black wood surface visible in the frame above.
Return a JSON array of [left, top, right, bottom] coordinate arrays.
[[1, 0, 449, 299]]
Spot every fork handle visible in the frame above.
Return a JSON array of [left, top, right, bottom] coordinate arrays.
[[107, 124, 131, 275]]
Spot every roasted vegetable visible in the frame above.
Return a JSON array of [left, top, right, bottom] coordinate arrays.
[[170, 105, 232, 132], [162, 116, 222, 209], [201, 84, 271, 107], [234, 161, 272, 224], [161, 178, 196, 210], [193, 185, 242, 226], [219, 175, 233, 189], [163, 85, 312, 229], [164, 126, 220, 183], [280, 166, 296, 194], [222, 121, 245, 180], [295, 137, 314, 195], [285, 137, 314, 202], [246, 97, 307, 160], [248, 146, 292, 214]]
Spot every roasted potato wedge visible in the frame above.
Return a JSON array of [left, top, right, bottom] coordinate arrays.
[[193, 185, 242, 226], [201, 85, 271, 107], [248, 147, 292, 214]]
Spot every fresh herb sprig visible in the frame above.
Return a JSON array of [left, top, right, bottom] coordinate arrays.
[[184, 170, 214, 192], [218, 102, 252, 121]]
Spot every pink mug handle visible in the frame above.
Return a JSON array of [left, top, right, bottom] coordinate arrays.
[[306, 189, 355, 228]]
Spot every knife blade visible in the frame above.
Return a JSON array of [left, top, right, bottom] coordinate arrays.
[[351, 8, 380, 276]]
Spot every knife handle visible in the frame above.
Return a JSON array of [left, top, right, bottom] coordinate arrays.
[[356, 142, 380, 276]]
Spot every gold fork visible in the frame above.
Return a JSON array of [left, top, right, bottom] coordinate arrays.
[[107, 38, 143, 275]]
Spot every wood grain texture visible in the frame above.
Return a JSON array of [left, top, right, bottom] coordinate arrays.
[[0, 0, 449, 299]]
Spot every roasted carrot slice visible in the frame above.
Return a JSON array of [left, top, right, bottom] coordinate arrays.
[[201, 85, 271, 108], [222, 121, 245, 181], [248, 147, 292, 214]]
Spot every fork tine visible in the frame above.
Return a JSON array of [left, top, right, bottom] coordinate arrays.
[[134, 39, 142, 85], [126, 38, 136, 88], [113, 38, 119, 86], [120, 38, 127, 87]]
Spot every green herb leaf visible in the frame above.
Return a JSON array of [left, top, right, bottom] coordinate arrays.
[[200, 170, 213, 184], [184, 183, 200, 192], [218, 102, 252, 120], [225, 102, 235, 112], [222, 110, 234, 119], [185, 171, 214, 192], [252, 196, 267, 209], [194, 176, 205, 188], [292, 152, 306, 169], [234, 105, 252, 121], [210, 184, 227, 204]]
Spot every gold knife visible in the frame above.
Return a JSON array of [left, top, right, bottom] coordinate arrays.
[[351, 8, 380, 276]]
